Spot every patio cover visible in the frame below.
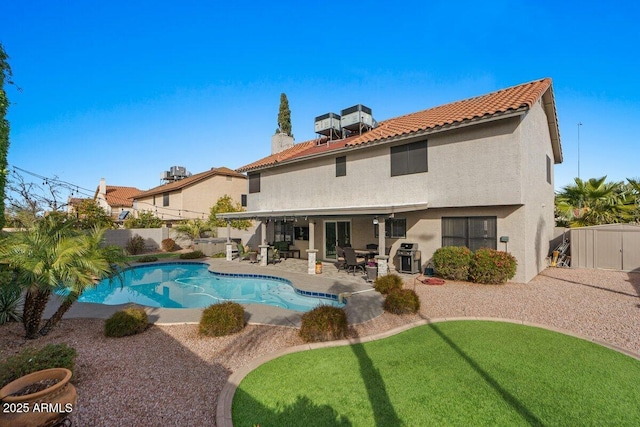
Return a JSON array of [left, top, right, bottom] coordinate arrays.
[[217, 202, 430, 220]]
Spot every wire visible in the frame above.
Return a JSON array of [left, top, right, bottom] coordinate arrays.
[[8, 165, 214, 219]]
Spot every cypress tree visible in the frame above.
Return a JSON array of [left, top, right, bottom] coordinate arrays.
[[277, 93, 293, 137], [0, 43, 13, 230]]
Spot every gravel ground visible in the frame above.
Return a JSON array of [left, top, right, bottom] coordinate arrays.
[[1, 267, 638, 426]]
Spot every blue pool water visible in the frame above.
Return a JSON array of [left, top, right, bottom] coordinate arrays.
[[76, 262, 345, 312]]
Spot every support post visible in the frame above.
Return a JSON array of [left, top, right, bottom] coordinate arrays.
[[225, 242, 233, 261], [306, 249, 318, 275], [308, 221, 315, 251], [259, 245, 269, 267], [376, 255, 389, 276]]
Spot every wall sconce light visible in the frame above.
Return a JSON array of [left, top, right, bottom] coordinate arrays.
[[373, 217, 379, 225]]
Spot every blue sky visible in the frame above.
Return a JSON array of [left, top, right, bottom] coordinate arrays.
[[2, 0, 639, 201]]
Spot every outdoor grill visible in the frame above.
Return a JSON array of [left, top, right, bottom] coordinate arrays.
[[397, 243, 421, 274]]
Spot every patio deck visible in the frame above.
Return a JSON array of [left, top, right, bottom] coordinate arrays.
[[44, 257, 384, 328]]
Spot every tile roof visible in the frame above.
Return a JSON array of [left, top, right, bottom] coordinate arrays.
[[98, 186, 142, 208], [237, 78, 559, 172], [134, 167, 246, 199]]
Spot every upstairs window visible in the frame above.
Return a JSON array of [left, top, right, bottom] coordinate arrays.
[[336, 156, 346, 177], [391, 140, 428, 176], [546, 155, 552, 184], [249, 173, 261, 193], [162, 193, 170, 207], [241, 194, 247, 207]]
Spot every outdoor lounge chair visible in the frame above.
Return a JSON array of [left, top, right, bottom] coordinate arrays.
[[343, 247, 365, 275], [335, 246, 347, 270]]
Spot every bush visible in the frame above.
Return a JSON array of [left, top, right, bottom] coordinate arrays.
[[161, 238, 176, 252], [0, 268, 23, 325], [299, 305, 348, 343], [126, 234, 146, 255], [384, 289, 421, 315], [0, 344, 77, 388], [469, 249, 517, 284], [104, 307, 149, 337], [212, 252, 226, 258], [136, 255, 158, 263], [180, 250, 205, 259], [432, 246, 473, 281], [374, 274, 404, 295], [199, 302, 245, 337]]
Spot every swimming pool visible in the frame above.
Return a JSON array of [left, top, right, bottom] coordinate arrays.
[[76, 262, 345, 312]]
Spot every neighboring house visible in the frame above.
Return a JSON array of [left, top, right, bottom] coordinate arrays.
[[133, 167, 248, 224], [220, 78, 562, 283], [94, 178, 142, 221]]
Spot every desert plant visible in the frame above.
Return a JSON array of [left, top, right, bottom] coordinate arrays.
[[161, 238, 176, 252], [374, 274, 404, 295], [126, 234, 146, 255], [104, 306, 149, 337], [199, 302, 245, 337], [0, 268, 22, 324], [136, 255, 158, 263], [0, 343, 77, 388], [469, 248, 517, 284], [384, 289, 420, 315], [180, 250, 205, 259], [432, 246, 473, 281], [299, 305, 348, 343]]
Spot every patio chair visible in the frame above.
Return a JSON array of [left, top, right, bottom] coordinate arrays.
[[343, 247, 366, 275], [335, 246, 347, 270]]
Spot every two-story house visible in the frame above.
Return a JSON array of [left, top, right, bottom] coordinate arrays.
[[220, 78, 562, 283], [133, 166, 248, 225], [94, 178, 142, 221]]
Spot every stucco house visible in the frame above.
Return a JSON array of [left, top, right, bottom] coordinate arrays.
[[94, 178, 142, 221], [221, 78, 562, 283], [133, 167, 248, 224]]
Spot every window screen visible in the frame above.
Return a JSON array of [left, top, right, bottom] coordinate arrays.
[[546, 155, 551, 184], [162, 193, 169, 207], [249, 173, 261, 193], [442, 217, 496, 251], [336, 156, 346, 177], [374, 218, 407, 238], [391, 140, 428, 176]]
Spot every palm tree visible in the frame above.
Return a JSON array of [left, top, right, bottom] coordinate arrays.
[[0, 215, 126, 338], [555, 177, 636, 227]]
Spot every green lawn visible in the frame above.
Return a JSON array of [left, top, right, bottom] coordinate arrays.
[[232, 321, 640, 426]]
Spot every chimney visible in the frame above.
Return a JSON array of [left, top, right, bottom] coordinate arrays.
[[99, 178, 107, 197], [271, 132, 294, 155]]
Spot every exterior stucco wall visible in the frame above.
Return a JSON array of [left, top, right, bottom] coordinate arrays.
[[247, 117, 523, 212]]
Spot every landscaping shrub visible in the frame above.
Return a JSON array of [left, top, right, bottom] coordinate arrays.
[[199, 302, 245, 337], [161, 238, 176, 252], [469, 248, 517, 284], [0, 344, 77, 388], [126, 234, 146, 255], [212, 252, 226, 258], [432, 246, 473, 280], [0, 268, 22, 325], [374, 274, 404, 295], [137, 255, 158, 263], [384, 289, 421, 315], [104, 307, 149, 337], [180, 250, 205, 259], [299, 305, 348, 343]]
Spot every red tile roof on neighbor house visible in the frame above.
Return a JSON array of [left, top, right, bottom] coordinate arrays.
[[96, 186, 142, 208], [134, 167, 246, 199], [237, 78, 560, 172]]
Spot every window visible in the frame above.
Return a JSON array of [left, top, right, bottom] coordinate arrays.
[[391, 140, 428, 176], [162, 193, 169, 207], [249, 173, 260, 193], [546, 155, 551, 184], [336, 156, 346, 177], [153, 195, 156, 206], [374, 218, 407, 238], [442, 217, 497, 251], [241, 194, 247, 207], [274, 221, 294, 242]]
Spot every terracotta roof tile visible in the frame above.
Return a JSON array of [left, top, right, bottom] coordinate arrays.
[[134, 167, 246, 199], [237, 78, 556, 171], [101, 186, 142, 208]]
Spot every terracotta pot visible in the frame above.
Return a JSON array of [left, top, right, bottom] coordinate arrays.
[[315, 263, 322, 274], [0, 368, 76, 427]]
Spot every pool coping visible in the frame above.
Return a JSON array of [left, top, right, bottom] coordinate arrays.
[[214, 317, 640, 427], [44, 259, 384, 328]]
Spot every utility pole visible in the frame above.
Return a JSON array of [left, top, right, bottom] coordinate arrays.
[[577, 122, 582, 180]]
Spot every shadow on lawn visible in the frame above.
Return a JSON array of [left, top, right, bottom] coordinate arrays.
[[428, 323, 544, 427]]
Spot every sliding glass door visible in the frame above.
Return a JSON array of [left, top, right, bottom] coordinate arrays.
[[324, 221, 351, 260]]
